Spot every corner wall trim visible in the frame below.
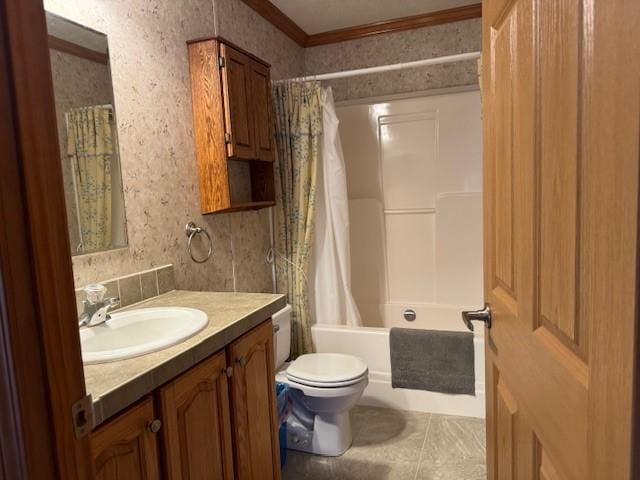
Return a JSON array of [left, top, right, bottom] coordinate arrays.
[[239, 0, 308, 46]]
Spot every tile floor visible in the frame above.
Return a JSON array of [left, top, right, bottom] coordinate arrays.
[[282, 406, 486, 480]]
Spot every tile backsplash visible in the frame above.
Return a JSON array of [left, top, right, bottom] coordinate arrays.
[[75, 265, 176, 316]]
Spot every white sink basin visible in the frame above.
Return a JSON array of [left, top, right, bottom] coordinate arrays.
[[80, 307, 208, 364]]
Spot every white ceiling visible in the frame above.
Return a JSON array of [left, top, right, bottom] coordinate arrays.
[[270, 0, 478, 35]]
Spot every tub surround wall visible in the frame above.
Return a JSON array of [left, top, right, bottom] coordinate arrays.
[[44, 0, 304, 294], [304, 19, 481, 101], [338, 91, 483, 326]]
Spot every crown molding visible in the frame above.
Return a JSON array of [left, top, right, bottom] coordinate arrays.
[[240, 0, 309, 46], [306, 4, 482, 47], [240, 1, 482, 48]]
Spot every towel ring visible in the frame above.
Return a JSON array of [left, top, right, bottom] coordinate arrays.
[[185, 222, 212, 263]]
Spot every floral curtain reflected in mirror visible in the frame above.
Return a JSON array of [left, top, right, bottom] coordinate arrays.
[[46, 11, 127, 255], [66, 105, 114, 252]]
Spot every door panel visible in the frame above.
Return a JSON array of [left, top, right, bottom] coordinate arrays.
[[91, 397, 160, 480], [484, 0, 639, 479], [228, 320, 281, 480], [220, 44, 255, 159], [538, 0, 581, 350], [250, 61, 275, 161], [159, 351, 234, 480]]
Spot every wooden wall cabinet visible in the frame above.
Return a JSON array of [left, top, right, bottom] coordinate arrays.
[[188, 37, 276, 214], [90, 319, 281, 480]]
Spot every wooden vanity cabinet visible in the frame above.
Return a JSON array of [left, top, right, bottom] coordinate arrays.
[[188, 37, 276, 214], [227, 320, 281, 480], [158, 350, 234, 480], [91, 397, 161, 480], [90, 319, 281, 480]]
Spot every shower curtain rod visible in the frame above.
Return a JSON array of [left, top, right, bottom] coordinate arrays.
[[275, 51, 481, 83]]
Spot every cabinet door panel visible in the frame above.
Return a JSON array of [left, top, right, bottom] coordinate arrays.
[[92, 397, 160, 480], [228, 320, 281, 480], [159, 350, 234, 480], [220, 44, 255, 159], [188, 39, 231, 213], [250, 61, 275, 162]]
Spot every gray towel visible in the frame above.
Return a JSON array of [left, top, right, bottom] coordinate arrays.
[[390, 328, 475, 395]]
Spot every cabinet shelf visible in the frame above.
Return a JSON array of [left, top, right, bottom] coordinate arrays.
[[219, 201, 276, 213]]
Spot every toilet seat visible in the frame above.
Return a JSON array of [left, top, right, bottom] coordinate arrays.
[[286, 371, 367, 388], [286, 353, 368, 387], [276, 370, 368, 398]]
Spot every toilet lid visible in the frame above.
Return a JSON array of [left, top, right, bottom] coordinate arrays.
[[286, 353, 368, 385]]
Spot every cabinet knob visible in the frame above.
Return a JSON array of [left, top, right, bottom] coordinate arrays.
[[236, 356, 247, 367], [147, 419, 162, 434]]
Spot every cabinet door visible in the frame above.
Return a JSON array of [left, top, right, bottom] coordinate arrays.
[[91, 397, 160, 480], [249, 61, 275, 162], [159, 350, 234, 480], [228, 320, 281, 480], [220, 44, 255, 159]]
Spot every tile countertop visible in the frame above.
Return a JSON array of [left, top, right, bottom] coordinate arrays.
[[84, 290, 286, 427]]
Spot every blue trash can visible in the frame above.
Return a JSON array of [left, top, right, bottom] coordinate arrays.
[[275, 382, 290, 467]]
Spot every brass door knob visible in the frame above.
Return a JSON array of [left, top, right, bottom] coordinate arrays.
[[147, 419, 162, 434]]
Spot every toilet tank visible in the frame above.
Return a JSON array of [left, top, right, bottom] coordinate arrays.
[[272, 304, 292, 369]]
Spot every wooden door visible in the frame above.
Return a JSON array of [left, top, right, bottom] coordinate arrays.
[[220, 44, 256, 159], [91, 397, 160, 480], [0, 0, 94, 478], [249, 60, 275, 162], [227, 320, 281, 480], [483, 1, 640, 480], [159, 351, 234, 480]]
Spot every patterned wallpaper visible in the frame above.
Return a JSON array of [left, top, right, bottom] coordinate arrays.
[[44, 0, 304, 294], [212, 0, 305, 293], [304, 19, 482, 101], [44, 0, 479, 296]]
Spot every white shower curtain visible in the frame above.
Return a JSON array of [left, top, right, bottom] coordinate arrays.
[[312, 87, 362, 326]]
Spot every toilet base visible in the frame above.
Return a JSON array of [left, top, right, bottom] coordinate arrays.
[[287, 411, 353, 457]]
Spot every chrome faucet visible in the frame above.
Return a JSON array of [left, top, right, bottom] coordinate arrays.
[[78, 283, 120, 328]]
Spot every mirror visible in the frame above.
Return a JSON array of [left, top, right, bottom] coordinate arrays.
[[46, 12, 127, 255]]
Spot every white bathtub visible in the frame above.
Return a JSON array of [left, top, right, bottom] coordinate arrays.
[[311, 303, 485, 418]]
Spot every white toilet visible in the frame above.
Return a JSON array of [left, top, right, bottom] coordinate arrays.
[[273, 305, 368, 457]]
